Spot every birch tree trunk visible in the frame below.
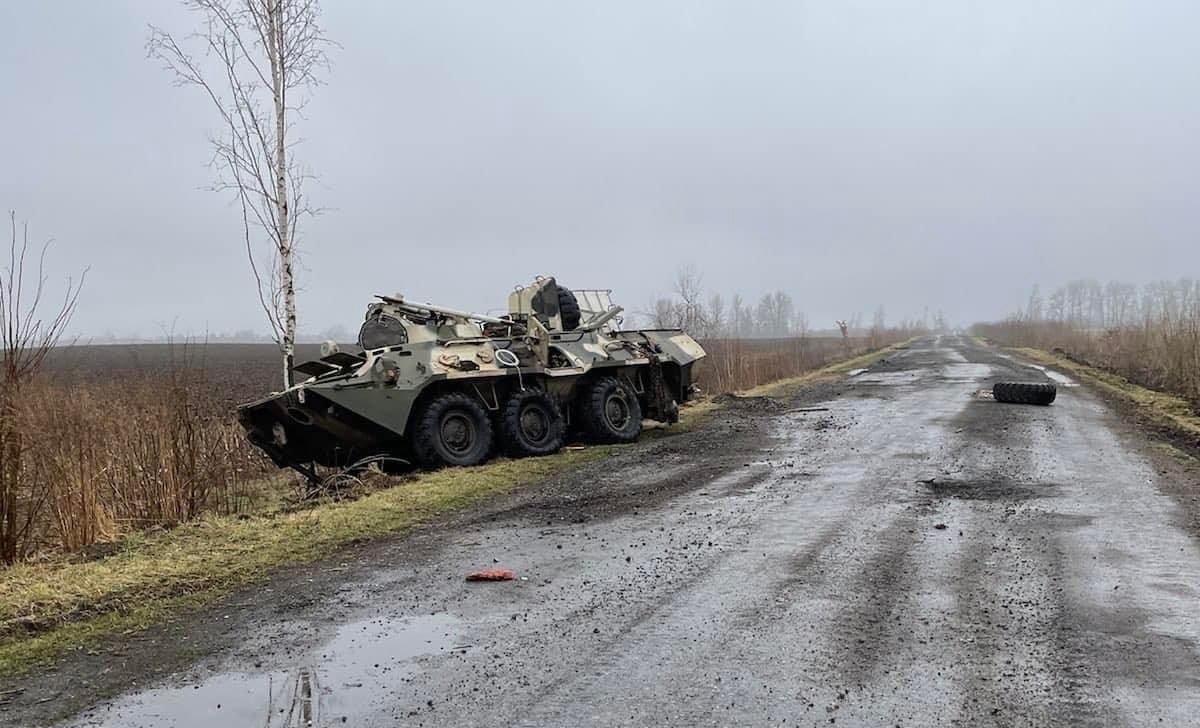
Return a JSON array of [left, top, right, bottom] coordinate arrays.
[[266, 1, 296, 387], [148, 0, 330, 391]]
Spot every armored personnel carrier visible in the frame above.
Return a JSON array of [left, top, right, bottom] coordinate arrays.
[[238, 277, 706, 481]]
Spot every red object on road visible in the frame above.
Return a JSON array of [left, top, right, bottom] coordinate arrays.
[[465, 569, 515, 581]]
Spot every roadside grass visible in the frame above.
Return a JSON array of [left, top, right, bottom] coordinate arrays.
[[0, 341, 902, 677], [742, 341, 910, 398], [1006, 346, 1200, 445], [0, 449, 614, 675]]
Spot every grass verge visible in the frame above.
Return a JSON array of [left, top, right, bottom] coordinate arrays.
[[0, 341, 904, 676], [1005, 346, 1200, 446], [742, 341, 910, 398]]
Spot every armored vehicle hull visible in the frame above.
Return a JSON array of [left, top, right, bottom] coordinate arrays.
[[238, 278, 705, 480]]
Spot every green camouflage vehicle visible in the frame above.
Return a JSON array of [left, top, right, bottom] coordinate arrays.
[[238, 277, 706, 481]]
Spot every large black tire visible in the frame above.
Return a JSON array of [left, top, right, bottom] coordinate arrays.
[[500, 389, 566, 457], [412, 392, 494, 467], [557, 286, 582, 330], [993, 381, 1057, 406], [580, 377, 642, 443]]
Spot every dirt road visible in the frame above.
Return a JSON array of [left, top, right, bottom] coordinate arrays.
[[15, 336, 1200, 727]]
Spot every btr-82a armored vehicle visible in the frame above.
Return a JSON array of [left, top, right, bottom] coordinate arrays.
[[238, 277, 706, 481]]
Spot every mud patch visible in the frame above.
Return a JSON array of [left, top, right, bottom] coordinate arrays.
[[918, 477, 1059, 501], [711, 393, 788, 412]]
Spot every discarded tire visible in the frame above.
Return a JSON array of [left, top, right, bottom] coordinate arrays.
[[993, 381, 1057, 406]]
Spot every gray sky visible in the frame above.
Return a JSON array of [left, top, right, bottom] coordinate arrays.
[[2, 1, 1197, 338]]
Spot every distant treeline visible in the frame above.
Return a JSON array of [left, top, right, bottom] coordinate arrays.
[[644, 266, 943, 340]]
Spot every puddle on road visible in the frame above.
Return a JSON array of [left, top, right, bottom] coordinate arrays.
[[69, 613, 462, 728], [846, 370, 920, 385], [917, 477, 1059, 502], [992, 353, 1079, 387], [1024, 363, 1078, 387]]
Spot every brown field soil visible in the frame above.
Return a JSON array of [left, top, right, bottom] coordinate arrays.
[[43, 343, 328, 413]]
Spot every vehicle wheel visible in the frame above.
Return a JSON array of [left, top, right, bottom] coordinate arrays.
[[580, 377, 642, 443], [557, 286, 582, 330], [500, 389, 565, 457], [412, 392, 494, 467], [993, 381, 1057, 406]]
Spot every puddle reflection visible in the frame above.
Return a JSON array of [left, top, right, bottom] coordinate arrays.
[[67, 613, 462, 728]]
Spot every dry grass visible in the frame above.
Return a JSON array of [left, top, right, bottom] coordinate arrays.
[[7, 368, 273, 561], [974, 279, 1200, 408], [0, 447, 615, 673], [694, 333, 911, 395], [1007, 347, 1200, 443], [3, 333, 916, 561], [741, 339, 911, 398]]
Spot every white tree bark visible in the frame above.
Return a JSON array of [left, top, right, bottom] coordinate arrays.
[[265, 1, 296, 385], [149, 0, 330, 389]]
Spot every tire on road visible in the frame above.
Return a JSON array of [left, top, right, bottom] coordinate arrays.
[[993, 381, 1057, 406], [500, 389, 566, 457], [412, 392, 495, 467], [580, 376, 642, 443]]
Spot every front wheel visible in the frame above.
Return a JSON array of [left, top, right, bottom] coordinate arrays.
[[500, 389, 565, 457], [412, 393, 494, 467], [580, 377, 642, 443]]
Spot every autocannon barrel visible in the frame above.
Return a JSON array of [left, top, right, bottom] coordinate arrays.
[[377, 294, 513, 325]]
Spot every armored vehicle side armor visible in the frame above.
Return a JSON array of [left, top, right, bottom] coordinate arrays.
[[238, 277, 706, 480]]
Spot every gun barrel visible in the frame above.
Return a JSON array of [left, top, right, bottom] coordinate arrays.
[[378, 294, 513, 325], [581, 305, 624, 331]]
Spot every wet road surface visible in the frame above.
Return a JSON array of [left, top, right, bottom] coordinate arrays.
[[17, 336, 1200, 726]]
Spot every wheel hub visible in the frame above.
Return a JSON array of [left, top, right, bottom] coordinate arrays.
[[441, 413, 475, 454], [520, 406, 549, 443], [604, 393, 630, 428]]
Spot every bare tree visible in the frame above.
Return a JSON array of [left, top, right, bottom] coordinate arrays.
[[0, 213, 85, 563], [836, 320, 849, 349], [755, 291, 794, 338], [706, 293, 726, 338], [148, 0, 333, 388], [649, 297, 682, 329], [730, 293, 754, 338], [673, 265, 708, 334]]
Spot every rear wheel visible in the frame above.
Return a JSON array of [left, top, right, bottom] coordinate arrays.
[[580, 377, 642, 443], [500, 389, 565, 457], [412, 393, 494, 467]]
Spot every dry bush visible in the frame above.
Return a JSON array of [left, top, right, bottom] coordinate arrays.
[[694, 333, 907, 395], [9, 360, 271, 559]]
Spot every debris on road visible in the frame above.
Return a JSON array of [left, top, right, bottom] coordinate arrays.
[[465, 569, 515, 582], [992, 381, 1057, 405]]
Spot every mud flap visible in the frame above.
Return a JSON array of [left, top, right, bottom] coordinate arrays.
[[642, 359, 679, 424]]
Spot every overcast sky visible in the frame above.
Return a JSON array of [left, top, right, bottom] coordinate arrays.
[[2, 1, 1197, 338]]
